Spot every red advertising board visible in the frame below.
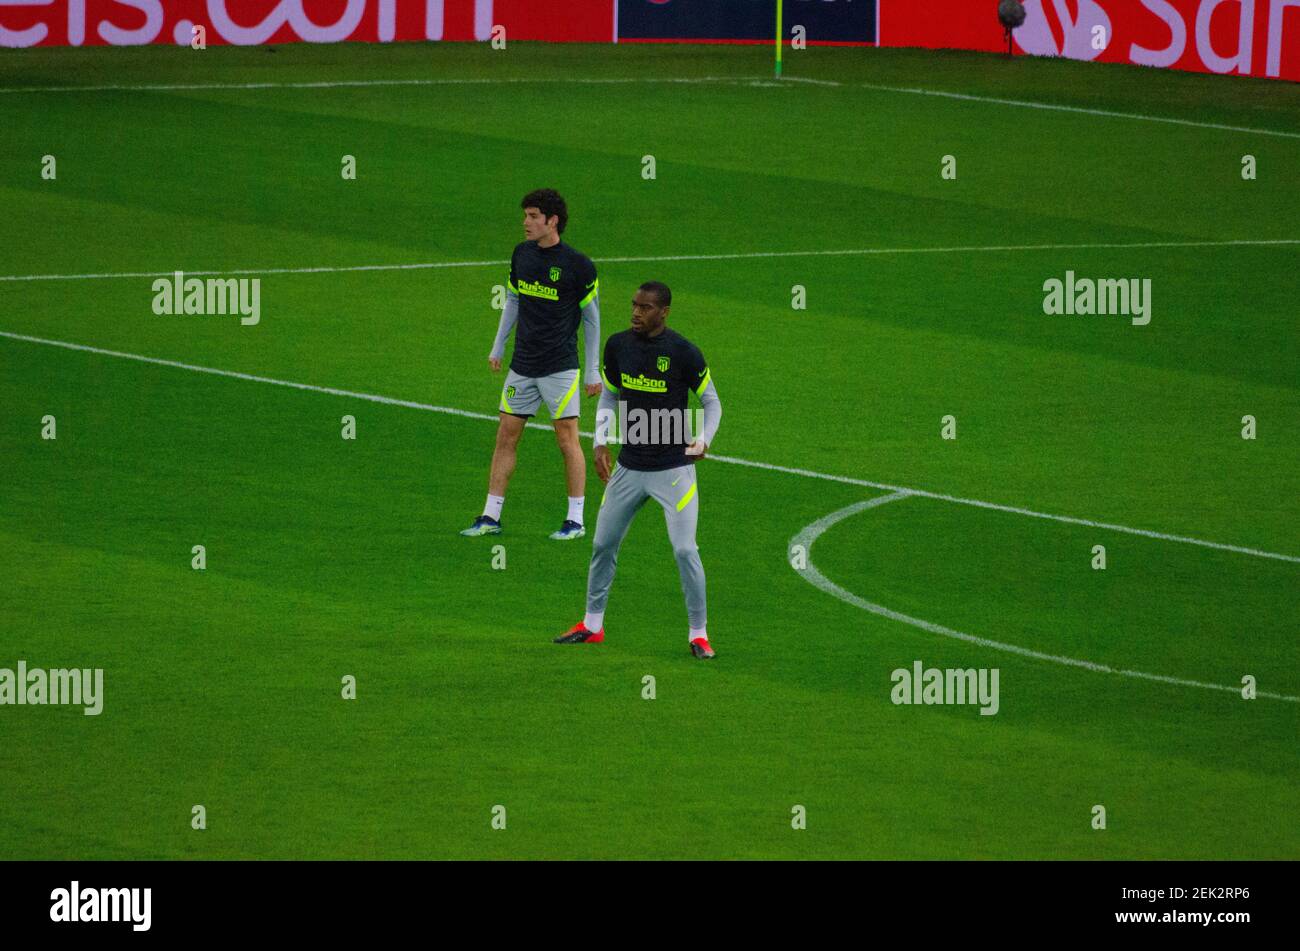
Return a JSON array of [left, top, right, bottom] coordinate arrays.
[[879, 0, 1300, 82], [0, 0, 615, 47], [4, 0, 1295, 82]]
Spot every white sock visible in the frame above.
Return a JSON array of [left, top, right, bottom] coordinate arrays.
[[566, 496, 585, 525], [689, 627, 708, 643], [482, 494, 505, 521], [584, 612, 604, 633]]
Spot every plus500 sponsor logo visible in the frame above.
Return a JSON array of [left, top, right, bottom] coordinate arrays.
[[0, 0, 496, 48], [1012, 0, 1299, 79]]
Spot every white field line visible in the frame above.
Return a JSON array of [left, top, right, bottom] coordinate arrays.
[[855, 82, 1300, 141], [1, 68, 1294, 141], [0, 76, 768, 95], [3, 329, 1298, 567], [790, 494, 1300, 703], [2, 238, 1298, 284], [777, 76, 842, 87], [710, 454, 1300, 564]]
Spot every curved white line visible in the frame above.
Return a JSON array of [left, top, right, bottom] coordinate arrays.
[[790, 492, 1299, 703], [724, 453, 1300, 565]]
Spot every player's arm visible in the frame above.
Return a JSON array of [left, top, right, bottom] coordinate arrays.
[[686, 355, 721, 458], [592, 340, 620, 482], [579, 260, 601, 396], [488, 284, 519, 372], [489, 253, 520, 371]]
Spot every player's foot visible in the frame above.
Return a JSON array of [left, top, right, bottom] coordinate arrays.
[[459, 515, 502, 537], [553, 623, 604, 644], [548, 519, 586, 541], [689, 638, 716, 660]]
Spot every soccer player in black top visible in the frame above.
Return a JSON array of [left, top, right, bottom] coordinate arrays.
[[460, 189, 602, 540], [554, 281, 723, 658]]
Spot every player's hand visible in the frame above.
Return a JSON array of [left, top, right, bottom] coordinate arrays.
[[488, 357, 502, 372], [685, 440, 709, 459], [584, 382, 602, 398], [594, 445, 613, 483]]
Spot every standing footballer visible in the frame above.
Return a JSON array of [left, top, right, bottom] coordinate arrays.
[[554, 281, 723, 658], [461, 189, 602, 540]]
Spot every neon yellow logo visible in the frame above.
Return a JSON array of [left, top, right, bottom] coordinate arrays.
[[517, 279, 559, 301], [549, 266, 562, 282], [620, 372, 667, 393], [657, 355, 670, 372]]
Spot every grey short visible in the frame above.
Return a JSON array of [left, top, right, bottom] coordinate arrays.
[[498, 368, 581, 420]]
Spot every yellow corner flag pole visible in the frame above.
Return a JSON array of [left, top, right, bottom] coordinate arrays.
[[775, 0, 783, 77]]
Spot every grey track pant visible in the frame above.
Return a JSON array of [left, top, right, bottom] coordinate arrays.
[[586, 462, 706, 628]]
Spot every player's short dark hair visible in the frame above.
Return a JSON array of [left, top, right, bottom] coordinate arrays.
[[521, 188, 568, 234], [639, 281, 672, 307]]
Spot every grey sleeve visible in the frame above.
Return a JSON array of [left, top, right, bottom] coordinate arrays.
[[593, 381, 619, 447], [581, 296, 601, 385], [489, 290, 519, 361], [695, 378, 722, 447]]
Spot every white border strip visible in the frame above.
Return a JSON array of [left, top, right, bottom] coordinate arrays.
[[790, 493, 1299, 703], [2, 329, 1296, 566]]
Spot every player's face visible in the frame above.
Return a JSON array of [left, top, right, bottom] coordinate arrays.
[[522, 207, 556, 242], [631, 290, 669, 336]]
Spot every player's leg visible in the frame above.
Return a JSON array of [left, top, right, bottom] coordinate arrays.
[[555, 465, 648, 643], [550, 417, 587, 539], [649, 465, 713, 658], [584, 466, 648, 632], [541, 370, 586, 540], [461, 373, 539, 536], [487, 411, 526, 495]]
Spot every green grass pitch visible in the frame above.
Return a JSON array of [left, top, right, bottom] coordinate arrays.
[[0, 40, 1296, 860]]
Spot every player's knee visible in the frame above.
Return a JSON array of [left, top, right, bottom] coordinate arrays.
[[496, 420, 523, 449], [672, 543, 698, 564], [554, 423, 579, 450], [592, 533, 623, 563]]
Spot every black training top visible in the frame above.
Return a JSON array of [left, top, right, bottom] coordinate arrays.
[[507, 240, 598, 377], [602, 327, 711, 472]]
